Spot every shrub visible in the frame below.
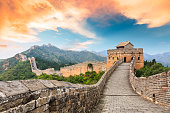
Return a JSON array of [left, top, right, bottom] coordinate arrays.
[[36, 71, 105, 85], [136, 60, 170, 77]]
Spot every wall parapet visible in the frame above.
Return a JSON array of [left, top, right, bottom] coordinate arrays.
[[129, 58, 170, 108], [0, 59, 123, 113]]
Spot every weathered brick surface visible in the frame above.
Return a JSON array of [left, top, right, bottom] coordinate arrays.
[[0, 60, 122, 113], [129, 57, 170, 108], [93, 63, 169, 113], [60, 61, 106, 77], [0, 80, 29, 96]]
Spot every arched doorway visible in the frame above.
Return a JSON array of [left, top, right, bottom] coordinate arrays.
[[124, 57, 126, 62], [87, 63, 93, 71]]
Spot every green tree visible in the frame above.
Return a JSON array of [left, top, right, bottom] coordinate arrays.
[[136, 59, 170, 77], [0, 61, 36, 81], [35, 71, 105, 85]]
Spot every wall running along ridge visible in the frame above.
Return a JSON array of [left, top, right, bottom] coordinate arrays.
[[0, 60, 122, 113], [129, 58, 170, 108]]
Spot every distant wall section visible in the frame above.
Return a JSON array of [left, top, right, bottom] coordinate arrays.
[[29, 57, 61, 76], [60, 61, 107, 77]]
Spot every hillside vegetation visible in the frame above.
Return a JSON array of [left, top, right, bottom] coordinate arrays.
[[0, 56, 20, 74], [36, 71, 105, 85], [0, 44, 106, 81], [23, 44, 106, 64], [0, 59, 4, 62], [35, 57, 74, 70], [0, 61, 36, 81], [0, 44, 106, 74], [136, 59, 170, 77]]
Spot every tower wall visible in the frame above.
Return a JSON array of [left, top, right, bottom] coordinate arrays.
[[107, 48, 144, 70]]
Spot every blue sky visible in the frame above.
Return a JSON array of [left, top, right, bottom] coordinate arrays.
[[35, 14, 170, 55]]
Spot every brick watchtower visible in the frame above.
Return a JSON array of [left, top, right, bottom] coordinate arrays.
[[107, 41, 144, 70]]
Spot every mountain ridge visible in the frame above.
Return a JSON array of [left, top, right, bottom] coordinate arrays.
[[0, 44, 106, 74]]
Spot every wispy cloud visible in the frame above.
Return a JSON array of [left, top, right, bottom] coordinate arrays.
[[68, 40, 95, 51]]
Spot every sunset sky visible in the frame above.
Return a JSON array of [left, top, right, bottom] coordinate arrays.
[[0, 0, 170, 59]]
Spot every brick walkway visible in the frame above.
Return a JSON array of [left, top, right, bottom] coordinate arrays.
[[92, 63, 170, 113]]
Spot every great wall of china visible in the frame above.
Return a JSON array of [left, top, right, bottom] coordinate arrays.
[[0, 41, 169, 112], [0, 59, 122, 113], [0, 58, 169, 113], [130, 57, 170, 108]]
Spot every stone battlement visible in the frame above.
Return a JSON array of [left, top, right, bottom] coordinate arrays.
[[0, 60, 122, 113], [107, 48, 143, 54], [107, 41, 144, 70], [129, 57, 170, 108]]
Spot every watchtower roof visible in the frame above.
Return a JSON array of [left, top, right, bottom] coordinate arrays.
[[116, 41, 134, 47]]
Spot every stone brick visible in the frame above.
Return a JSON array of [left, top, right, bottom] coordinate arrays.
[[20, 80, 46, 91], [0, 81, 29, 96], [38, 80, 55, 88], [0, 98, 23, 112], [36, 97, 48, 107], [23, 100, 36, 112], [31, 104, 49, 113], [40, 89, 49, 98]]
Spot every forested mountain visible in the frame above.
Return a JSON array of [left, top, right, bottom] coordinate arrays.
[[0, 54, 21, 74], [0, 61, 36, 81], [0, 44, 106, 74], [22, 44, 106, 64], [0, 59, 4, 62]]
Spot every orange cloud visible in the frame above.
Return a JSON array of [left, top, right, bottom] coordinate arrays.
[[0, 0, 170, 46], [0, 45, 7, 48], [116, 0, 170, 27], [0, 0, 120, 43]]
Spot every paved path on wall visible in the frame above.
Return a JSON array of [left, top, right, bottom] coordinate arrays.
[[92, 63, 170, 113]]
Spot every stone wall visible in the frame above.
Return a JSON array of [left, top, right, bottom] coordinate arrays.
[[29, 57, 61, 76], [129, 58, 170, 108], [0, 60, 122, 113], [107, 48, 144, 70], [60, 61, 106, 77]]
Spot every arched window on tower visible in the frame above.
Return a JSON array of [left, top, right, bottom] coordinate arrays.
[[138, 57, 140, 60]]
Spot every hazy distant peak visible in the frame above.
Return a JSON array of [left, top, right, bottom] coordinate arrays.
[[30, 45, 39, 50]]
